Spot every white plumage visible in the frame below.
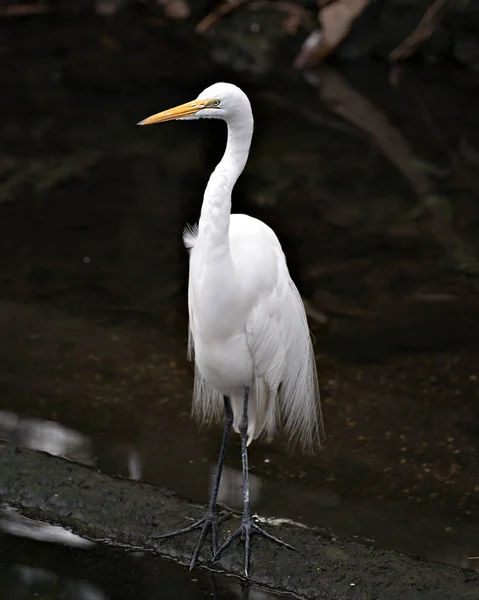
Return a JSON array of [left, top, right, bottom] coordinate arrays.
[[138, 81, 325, 576], [184, 214, 323, 451]]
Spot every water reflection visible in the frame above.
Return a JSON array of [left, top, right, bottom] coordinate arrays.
[[0, 410, 144, 481], [0, 521, 288, 600], [8, 565, 108, 600], [0, 410, 94, 466], [0, 510, 94, 549], [216, 465, 262, 511], [126, 447, 143, 481], [223, 582, 285, 600]]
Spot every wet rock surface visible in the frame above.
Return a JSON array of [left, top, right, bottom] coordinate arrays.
[[0, 440, 478, 599]]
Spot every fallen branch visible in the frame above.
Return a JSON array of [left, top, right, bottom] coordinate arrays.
[[0, 441, 477, 599], [317, 69, 479, 272], [319, 68, 435, 197], [389, 0, 447, 63], [294, 0, 371, 67], [249, 1, 312, 36], [196, 0, 252, 34]]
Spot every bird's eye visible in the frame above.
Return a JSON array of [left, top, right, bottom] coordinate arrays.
[[210, 99, 220, 107]]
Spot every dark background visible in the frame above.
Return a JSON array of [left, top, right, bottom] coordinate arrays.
[[0, 1, 479, 597]]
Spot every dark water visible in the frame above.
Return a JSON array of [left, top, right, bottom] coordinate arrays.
[[1, 13, 479, 597], [0, 514, 277, 600]]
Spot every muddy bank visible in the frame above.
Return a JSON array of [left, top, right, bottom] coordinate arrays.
[[0, 441, 477, 600]]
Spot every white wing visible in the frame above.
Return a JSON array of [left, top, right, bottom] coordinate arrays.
[[245, 245, 325, 453]]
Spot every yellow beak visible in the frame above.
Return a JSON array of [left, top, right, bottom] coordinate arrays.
[[137, 99, 211, 126]]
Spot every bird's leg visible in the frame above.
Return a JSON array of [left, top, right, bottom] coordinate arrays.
[[214, 388, 296, 577], [155, 396, 233, 569], [206, 572, 219, 600], [241, 582, 250, 600]]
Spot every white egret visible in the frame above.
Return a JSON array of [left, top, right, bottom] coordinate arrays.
[[138, 82, 325, 577]]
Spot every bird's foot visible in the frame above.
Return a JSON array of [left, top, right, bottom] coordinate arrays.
[[213, 516, 296, 578], [154, 509, 231, 570]]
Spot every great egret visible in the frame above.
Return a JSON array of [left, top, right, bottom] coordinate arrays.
[[138, 82, 325, 576]]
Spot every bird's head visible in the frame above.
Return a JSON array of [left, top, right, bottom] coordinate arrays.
[[137, 82, 251, 126]]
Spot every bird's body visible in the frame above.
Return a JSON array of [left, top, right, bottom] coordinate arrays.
[[138, 82, 324, 577], [185, 213, 320, 448]]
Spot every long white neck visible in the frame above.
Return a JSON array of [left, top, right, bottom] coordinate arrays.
[[197, 108, 254, 258]]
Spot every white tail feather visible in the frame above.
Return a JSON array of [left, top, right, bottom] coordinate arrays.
[[183, 223, 198, 253], [191, 364, 223, 426], [278, 282, 324, 453]]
